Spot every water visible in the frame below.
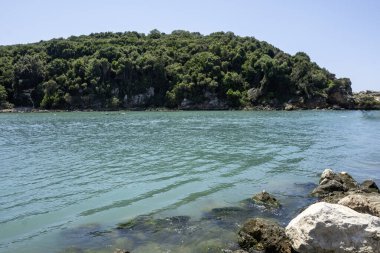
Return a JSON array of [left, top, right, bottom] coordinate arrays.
[[0, 110, 379, 252]]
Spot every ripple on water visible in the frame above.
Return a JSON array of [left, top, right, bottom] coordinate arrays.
[[0, 110, 379, 252]]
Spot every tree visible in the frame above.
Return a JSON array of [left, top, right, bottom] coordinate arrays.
[[0, 85, 7, 104]]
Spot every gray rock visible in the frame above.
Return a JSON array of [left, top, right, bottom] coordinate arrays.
[[319, 168, 335, 182], [338, 171, 358, 190], [312, 169, 359, 198], [361, 180, 380, 193], [285, 202, 380, 253], [247, 88, 262, 102], [338, 193, 380, 217], [311, 179, 345, 197], [127, 87, 154, 106]]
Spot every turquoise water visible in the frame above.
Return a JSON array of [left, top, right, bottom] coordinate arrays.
[[0, 111, 379, 252]]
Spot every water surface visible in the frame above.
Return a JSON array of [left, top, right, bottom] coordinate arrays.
[[0, 111, 379, 252]]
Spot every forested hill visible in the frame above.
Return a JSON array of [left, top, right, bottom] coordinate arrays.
[[0, 30, 356, 110]]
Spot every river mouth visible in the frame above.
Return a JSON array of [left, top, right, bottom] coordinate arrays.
[[56, 182, 317, 253]]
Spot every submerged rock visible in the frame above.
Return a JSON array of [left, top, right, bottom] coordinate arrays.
[[59, 223, 114, 251], [238, 218, 294, 253], [251, 191, 281, 208], [338, 193, 380, 217], [117, 215, 190, 231], [285, 202, 380, 253], [202, 206, 246, 221]]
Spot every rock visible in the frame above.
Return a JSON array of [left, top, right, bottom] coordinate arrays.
[[285, 202, 380, 253], [114, 249, 130, 253], [353, 91, 380, 109], [247, 88, 262, 102], [238, 218, 294, 253], [304, 96, 328, 109], [117, 215, 190, 231], [311, 179, 345, 197], [338, 193, 380, 217], [252, 191, 281, 208], [127, 87, 155, 106], [361, 180, 380, 193], [312, 169, 360, 198], [284, 103, 295, 111], [319, 191, 348, 204], [338, 171, 358, 190], [180, 98, 193, 108], [320, 168, 335, 182], [327, 80, 354, 108]]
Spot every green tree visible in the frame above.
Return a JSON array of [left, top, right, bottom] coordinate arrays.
[[0, 85, 7, 104]]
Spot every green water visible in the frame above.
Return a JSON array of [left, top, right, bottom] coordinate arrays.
[[0, 110, 379, 252]]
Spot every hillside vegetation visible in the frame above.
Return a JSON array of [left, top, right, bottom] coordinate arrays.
[[0, 30, 356, 110]]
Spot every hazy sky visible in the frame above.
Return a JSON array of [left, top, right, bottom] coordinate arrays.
[[1, 0, 379, 91]]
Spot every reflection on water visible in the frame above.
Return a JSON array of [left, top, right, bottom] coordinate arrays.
[[0, 111, 379, 252], [361, 110, 380, 119]]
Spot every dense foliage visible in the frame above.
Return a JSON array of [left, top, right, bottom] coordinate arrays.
[[0, 30, 352, 109]]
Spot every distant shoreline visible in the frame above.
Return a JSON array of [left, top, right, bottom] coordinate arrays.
[[1, 106, 379, 113]]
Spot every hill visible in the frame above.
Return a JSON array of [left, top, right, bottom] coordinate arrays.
[[0, 30, 358, 110]]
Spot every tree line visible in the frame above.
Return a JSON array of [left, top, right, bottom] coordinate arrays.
[[0, 30, 352, 109]]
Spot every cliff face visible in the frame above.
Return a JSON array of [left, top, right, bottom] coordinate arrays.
[[0, 30, 374, 110]]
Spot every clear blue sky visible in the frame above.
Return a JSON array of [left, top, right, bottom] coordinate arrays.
[[1, 0, 379, 91]]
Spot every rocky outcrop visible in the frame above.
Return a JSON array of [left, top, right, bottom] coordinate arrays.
[[252, 191, 281, 208], [124, 87, 155, 107], [353, 91, 380, 109], [338, 193, 380, 217], [285, 169, 380, 252], [285, 202, 380, 253], [238, 218, 294, 253], [311, 169, 359, 200], [234, 169, 380, 253], [327, 80, 354, 108], [310, 169, 380, 208]]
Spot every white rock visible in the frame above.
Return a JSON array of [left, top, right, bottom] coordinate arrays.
[[285, 202, 380, 253], [320, 168, 335, 181]]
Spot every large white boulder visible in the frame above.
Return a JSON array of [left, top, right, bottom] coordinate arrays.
[[285, 202, 380, 253]]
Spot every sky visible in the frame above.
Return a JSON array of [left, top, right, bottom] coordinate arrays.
[[0, 0, 379, 91]]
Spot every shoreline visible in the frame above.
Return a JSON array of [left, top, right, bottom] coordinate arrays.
[[1, 106, 380, 114]]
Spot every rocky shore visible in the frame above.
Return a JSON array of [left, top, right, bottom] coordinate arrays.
[[236, 169, 380, 253], [1, 90, 380, 113]]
